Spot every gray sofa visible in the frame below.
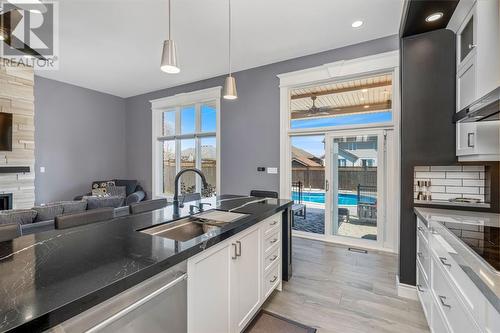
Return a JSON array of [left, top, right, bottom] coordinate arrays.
[[74, 179, 146, 206]]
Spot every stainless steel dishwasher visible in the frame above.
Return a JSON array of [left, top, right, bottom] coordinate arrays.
[[48, 261, 187, 333]]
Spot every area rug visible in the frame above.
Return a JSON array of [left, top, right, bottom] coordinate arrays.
[[244, 310, 317, 333]]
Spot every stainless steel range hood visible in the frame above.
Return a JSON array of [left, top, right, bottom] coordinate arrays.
[[453, 87, 500, 123]]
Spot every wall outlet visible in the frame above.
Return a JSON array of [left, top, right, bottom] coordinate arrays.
[[267, 167, 278, 174], [40, 167, 45, 173]]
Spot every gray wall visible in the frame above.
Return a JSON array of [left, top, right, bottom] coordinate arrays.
[[34, 76, 127, 204], [125, 35, 399, 197]]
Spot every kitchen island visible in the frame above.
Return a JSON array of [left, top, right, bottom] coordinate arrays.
[[0, 195, 292, 332]]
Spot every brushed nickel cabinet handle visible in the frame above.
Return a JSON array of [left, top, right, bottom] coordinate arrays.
[[417, 226, 424, 232], [439, 295, 451, 308], [269, 255, 278, 262], [270, 238, 278, 244], [416, 284, 424, 292], [270, 220, 278, 226], [417, 252, 423, 258], [270, 276, 278, 283], [236, 240, 241, 257], [232, 243, 237, 260], [439, 257, 452, 267]]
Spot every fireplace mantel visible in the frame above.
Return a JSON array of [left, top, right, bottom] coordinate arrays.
[[0, 166, 30, 173]]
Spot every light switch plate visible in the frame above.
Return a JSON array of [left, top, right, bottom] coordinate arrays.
[[267, 167, 278, 174]]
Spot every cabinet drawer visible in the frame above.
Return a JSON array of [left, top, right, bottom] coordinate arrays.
[[263, 262, 280, 299], [417, 230, 430, 281], [431, 301, 450, 333], [431, 256, 480, 333], [263, 229, 280, 254], [416, 262, 431, 323], [430, 233, 487, 326], [262, 214, 281, 235], [264, 244, 280, 273]]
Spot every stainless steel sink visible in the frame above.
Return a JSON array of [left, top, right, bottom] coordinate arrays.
[[139, 210, 247, 242]]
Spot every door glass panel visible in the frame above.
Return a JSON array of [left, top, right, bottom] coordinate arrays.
[[290, 135, 325, 234], [460, 16, 474, 62], [201, 136, 217, 197], [180, 139, 196, 194], [332, 135, 378, 240], [162, 140, 176, 196]]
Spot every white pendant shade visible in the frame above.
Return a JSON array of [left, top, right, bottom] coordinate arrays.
[[223, 0, 237, 100], [160, 39, 180, 74], [223, 76, 238, 100]]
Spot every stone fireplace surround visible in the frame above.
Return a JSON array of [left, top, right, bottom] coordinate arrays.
[[0, 62, 36, 209]]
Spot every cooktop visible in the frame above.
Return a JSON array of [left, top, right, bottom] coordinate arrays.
[[442, 221, 500, 271]]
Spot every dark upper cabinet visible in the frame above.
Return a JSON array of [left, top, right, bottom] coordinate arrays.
[[401, 29, 457, 166]]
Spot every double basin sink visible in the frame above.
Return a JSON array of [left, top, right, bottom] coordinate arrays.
[[140, 210, 247, 242]]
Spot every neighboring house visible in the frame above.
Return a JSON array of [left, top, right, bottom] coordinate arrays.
[[337, 138, 378, 167]]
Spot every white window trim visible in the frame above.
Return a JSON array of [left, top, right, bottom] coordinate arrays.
[[277, 50, 401, 253], [150, 86, 222, 199]]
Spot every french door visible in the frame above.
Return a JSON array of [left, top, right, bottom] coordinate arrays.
[[324, 129, 387, 247]]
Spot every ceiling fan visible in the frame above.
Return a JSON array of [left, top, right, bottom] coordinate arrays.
[[0, 8, 46, 59], [299, 95, 336, 117]]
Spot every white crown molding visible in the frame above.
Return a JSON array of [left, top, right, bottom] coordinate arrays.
[[277, 50, 399, 88], [150, 86, 222, 110]]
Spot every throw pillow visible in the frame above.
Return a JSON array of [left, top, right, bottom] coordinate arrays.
[[106, 186, 126, 198], [32, 204, 64, 222], [55, 201, 88, 214], [114, 180, 138, 196], [0, 209, 37, 225], [91, 180, 116, 196], [84, 196, 124, 210]]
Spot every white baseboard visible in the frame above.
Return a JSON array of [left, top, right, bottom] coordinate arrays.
[[396, 275, 418, 300]]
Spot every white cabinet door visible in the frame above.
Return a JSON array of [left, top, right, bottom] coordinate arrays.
[[456, 122, 477, 156], [188, 242, 232, 333], [232, 227, 261, 332]]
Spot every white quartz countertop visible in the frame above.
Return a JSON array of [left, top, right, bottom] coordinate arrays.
[[414, 207, 500, 312]]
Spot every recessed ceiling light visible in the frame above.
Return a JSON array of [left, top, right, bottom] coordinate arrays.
[[360, 97, 365, 101], [351, 20, 363, 28], [425, 12, 443, 22], [363, 105, 370, 109], [362, 88, 368, 93]]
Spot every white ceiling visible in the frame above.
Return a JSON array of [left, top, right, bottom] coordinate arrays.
[[35, 0, 403, 98]]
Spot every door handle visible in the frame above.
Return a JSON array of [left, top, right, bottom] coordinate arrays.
[[439, 257, 452, 267], [232, 243, 237, 260], [236, 240, 241, 257], [439, 295, 451, 309], [467, 132, 475, 148], [325, 180, 329, 191]]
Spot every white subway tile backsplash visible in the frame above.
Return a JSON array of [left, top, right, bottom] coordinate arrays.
[[430, 166, 462, 172], [446, 172, 480, 179], [415, 171, 446, 179], [445, 186, 480, 194], [413, 165, 487, 204], [429, 186, 446, 193], [431, 178, 462, 186], [432, 193, 461, 201], [462, 179, 485, 187], [462, 165, 485, 171]]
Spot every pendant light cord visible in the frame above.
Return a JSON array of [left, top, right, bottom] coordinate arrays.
[[228, 0, 232, 76], [168, 0, 172, 40]]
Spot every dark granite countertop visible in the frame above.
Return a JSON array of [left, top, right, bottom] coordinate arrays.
[[0, 195, 292, 332]]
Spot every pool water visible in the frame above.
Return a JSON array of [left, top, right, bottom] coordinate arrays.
[[292, 191, 376, 205]]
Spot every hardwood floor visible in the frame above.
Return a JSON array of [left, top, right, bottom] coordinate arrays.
[[263, 237, 430, 333]]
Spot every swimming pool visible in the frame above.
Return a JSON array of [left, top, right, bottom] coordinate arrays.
[[292, 191, 376, 205]]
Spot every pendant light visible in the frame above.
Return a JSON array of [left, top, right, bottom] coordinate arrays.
[[160, 0, 180, 73], [223, 0, 237, 100]]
